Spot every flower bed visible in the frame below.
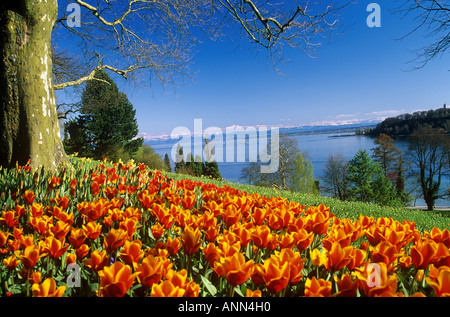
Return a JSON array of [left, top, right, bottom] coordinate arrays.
[[0, 158, 449, 297]]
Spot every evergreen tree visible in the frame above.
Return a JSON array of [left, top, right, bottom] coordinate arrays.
[[63, 70, 143, 160], [174, 144, 186, 173], [192, 155, 204, 177], [164, 153, 172, 172], [347, 149, 377, 203], [204, 160, 222, 180], [63, 117, 91, 157], [347, 149, 402, 206]]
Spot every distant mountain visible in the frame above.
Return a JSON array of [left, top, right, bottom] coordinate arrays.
[[141, 121, 379, 144], [278, 121, 379, 136]]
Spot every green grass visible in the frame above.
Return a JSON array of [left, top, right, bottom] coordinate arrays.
[[166, 172, 450, 233]]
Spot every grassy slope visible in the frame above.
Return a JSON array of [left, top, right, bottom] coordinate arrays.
[[166, 172, 450, 233]]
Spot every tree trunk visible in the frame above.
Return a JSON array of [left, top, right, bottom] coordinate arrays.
[[0, 1, 67, 170]]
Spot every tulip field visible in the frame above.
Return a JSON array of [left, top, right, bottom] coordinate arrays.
[[1, 157, 450, 297]]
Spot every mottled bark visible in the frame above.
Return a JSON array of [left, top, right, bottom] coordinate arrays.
[[0, 0, 67, 170]]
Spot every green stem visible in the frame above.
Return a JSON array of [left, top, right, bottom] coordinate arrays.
[[229, 285, 235, 297], [186, 255, 192, 278], [26, 269, 30, 297]]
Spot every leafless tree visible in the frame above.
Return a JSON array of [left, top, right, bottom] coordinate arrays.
[[395, 0, 450, 68], [406, 126, 450, 210], [1, 0, 350, 169]]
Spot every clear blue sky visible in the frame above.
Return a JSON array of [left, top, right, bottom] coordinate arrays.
[[58, 1, 450, 138]]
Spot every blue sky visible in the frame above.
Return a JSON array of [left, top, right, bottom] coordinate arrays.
[[57, 1, 450, 138]]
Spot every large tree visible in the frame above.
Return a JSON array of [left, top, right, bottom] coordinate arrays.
[[321, 153, 350, 200], [347, 149, 402, 206], [406, 126, 450, 210], [240, 135, 316, 193], [0, 0, 348, 170]]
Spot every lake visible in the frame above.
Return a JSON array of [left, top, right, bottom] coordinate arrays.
[[147, 132, 449, 207]]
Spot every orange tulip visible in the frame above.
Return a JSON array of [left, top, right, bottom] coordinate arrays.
[[104, 186, 117, 200], [98, 262, 138, 297], [365, 225, 385, 246], [346, 248, 367, 271], [19, 234, 34, 250], [324, 241, 353, 272], [15, 245, 42, 269], [220, 204, 242, 227], [410, 239, 437, 269], [136, 255, 173, 289], [214, 252, 253, 286], [426, 227, 450, 248], [250, 263, 266, 286], [0, 230, 9, 248], [50, 220, 71, 240], [120, 240, 144, 268], [278, 232, 295, 249], [305, 277, 332, 297], [30, 203, 44, 217], [41, 236, 70, 260], [322, 227, 352, 250], [65, 252, 77, 265], [120, 217, 141, 239], [304, 207, 331, 235], [69, 228, 87, 249], [83, 249, 109, 273], [3, 255, 19, 270], [262, 257, 290, 294], [32, 278, 66, 297], [355, 262, 398, 297], [369, 241, 400, 272], [292, 228, 314, 251], [251, 207, 267, 226], [0, 210, 19, 228], [275, 249, 305, 285], [28, 215, 52, 236], [86, 198, 110, 222], [246, 289, 262, 297], [425, 270, 450, 297], [150, 280, 185, 297], [251, 225, 272, 249], [310, 248, 328, 267], [333, 274, 358, 297], [155, 237, 181, 256], [75, 244, 90, 259], [56, 211, 74, 226], [23, 190, 36, 205], [137, 190, 155, 209], [152, 203, 174, 229], [181, 194, 197, 210], [82, 221, 102, 240], [205, 224, 220, 243], [55, 196, 70, 210], [181, 225, 202, 256], [202, 243, 220, 266], [103, 228, 128, 254], [433, 242, 450, 267], [151, 223, 165, 240]]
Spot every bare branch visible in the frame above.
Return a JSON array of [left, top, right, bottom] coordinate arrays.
[[393, 0, 450, 68]]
